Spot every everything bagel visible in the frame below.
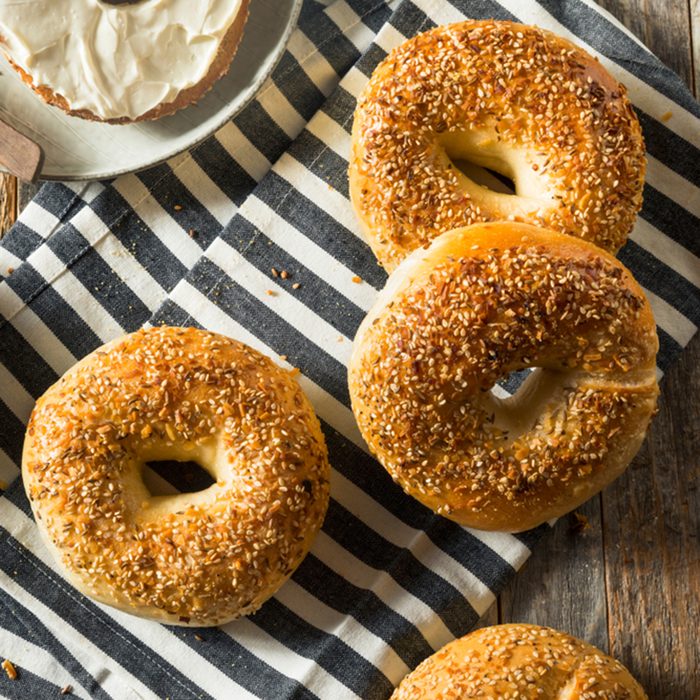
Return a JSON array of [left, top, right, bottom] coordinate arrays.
[[349, 21, 645, 271], [391, 624, 647, 699], [349, 223, 658, 532], [22, 326, 330, 625]]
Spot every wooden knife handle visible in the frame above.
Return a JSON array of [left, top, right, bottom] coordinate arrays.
[[0, 118, 44, 182]]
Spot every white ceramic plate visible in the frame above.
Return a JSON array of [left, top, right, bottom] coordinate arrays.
[[0, 0, 302, 181]]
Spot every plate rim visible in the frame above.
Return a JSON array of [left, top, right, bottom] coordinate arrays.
[[2, 0, 303, 183]]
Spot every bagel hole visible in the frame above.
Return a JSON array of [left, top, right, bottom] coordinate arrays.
[[493, 367, 534, 397], [488, 367, 570, 438], [452, 159, 516, 194], [143, 460, 216, 497]]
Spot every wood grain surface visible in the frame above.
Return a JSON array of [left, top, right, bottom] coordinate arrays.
[[0, 174, 17, 235], [0, 1, 698, 698]]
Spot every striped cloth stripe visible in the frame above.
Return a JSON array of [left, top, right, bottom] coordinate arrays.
[[0, 0, 698, 697]]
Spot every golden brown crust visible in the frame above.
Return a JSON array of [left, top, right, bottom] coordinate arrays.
[[349, 20, 646, 271], [349, 223, 658, 532], [22, 326, 330, 626], [391, 624, 648, 699], [2, 0, 249, 124]]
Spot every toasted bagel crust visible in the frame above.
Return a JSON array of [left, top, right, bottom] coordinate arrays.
[[350, 21, 645, 271], [391, 624, 648, 699], [23, 326, 330, 625], [349, 223, 658, 532]]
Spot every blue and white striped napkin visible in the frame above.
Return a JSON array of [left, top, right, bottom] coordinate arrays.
[[0, 0, 698, 698]]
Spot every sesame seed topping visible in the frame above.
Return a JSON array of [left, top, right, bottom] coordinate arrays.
[[2, 659, 18, 680], [350, 20, 645, 271], [23, 326, 330, 625], [350, 228, 658, 531], [390, 624, 647, 699]]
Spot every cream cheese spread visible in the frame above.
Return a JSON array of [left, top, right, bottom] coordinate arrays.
[[0, 0, 245, 120]]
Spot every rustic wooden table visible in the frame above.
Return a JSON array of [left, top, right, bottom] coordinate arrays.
[[1, 1, 698, 698]]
